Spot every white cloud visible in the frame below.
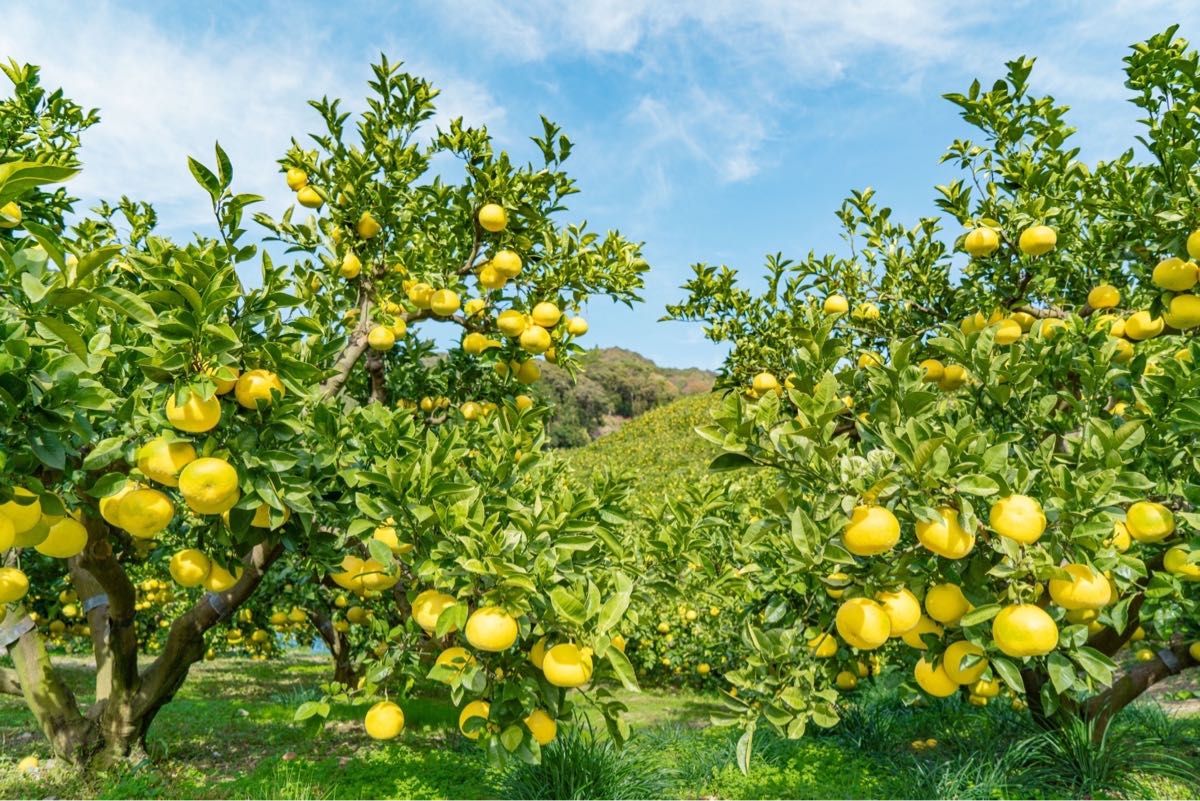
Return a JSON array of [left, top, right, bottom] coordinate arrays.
[[0, 3, 506, 233]]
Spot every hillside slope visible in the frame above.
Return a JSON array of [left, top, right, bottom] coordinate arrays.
[[563, 393, 721, 510]]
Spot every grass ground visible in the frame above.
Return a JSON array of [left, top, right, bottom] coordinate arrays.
[[1, 653, 1198, 799]]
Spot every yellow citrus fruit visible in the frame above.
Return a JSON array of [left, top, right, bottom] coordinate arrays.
[[1135, 648, 1155, 662], [857, 352, 883, 369], [205, 365, 239, 395], [1125, 501, 1174, 542], [823, 294, 849, 314], [477, 263, 506, 290], [431, 289, 461, 317], [477, 203, 507, 232], [462, 332, 490, 355], [531, 301, 561, 328], [520, 325, 552, 354], [497, 309, 527, 337], [459, 700, 491, 739], [752, 372, 780, 396], [118, 489, 174, 539], [368, 325, 396, 351], [0, 488, 42, 534], [178, 457, 240, 515], [0, 201, 23, 228], [824, 571, 850, 599], [808, 632, 838, 658], [372, 525, 411, 555], [919, 359, 944, 382], [914, 657, 958, 697], [1189, 641, 1200, 661], [925, 583, 971, 625], [491, 249, 522, 277], [166, 390, 221, 434], [464, 297, 486, 317], [835, 670, 858, 690], [989, 494, 1046, 545], [1152, 257, 1198, 291], [938, 363, 968, 391], [356, 212, 382, 239], [340, 252, 362, 279], [1124, 310, 1164, 340], [464, 606, 518, 652], [285, 168, 308, 190], [1087, 285, 1120, 309], [169, 549, 212, 588], [900, 615, 944, 650], [1111, 338, 1134, 363], [942, 640, 987, 684], [433, 647, 475, 681], [365, 700, 405, 739], [542, 643, 594, 687], [876, 588, 921, 635], [297, 186, 323, 208], [835, 598, 891, 650], [852, 302, 880, 321], [992, 604, 1058, 657], [1018, 225, 1056, 256], [993, 318, 1022, 345], [35, 517, 88, 558], [1164, 294, 1200, 329], [235, 369, 284, 410], [0, 515, 13, 551], [0, 567, 29, 603], [137, 437, 197, 487], [514, 360, 540, 384], [1107, 521, 1131, 552], [964, 227, 1000, 257], [412, 590, 457, 633], [1163, 546, 1200, 580], [203, 562, 242, 592], [15, 755, 38, 774], [525, 709, 557, 746], [843, 505, 900, 556], [915, 507, 974, 559], [1048, 563, 1112, 609]]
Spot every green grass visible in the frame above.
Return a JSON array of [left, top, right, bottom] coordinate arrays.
[[2, 653, 1198, 799]]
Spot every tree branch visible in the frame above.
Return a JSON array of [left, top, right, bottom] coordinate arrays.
[[0, 666, 22, 696], [1083, 640, 1198, 736], [72, 515, 140, 703]]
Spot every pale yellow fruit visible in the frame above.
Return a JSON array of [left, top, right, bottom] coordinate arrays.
[[1107, 521, 1132, 552], [1111, 338, 1134, 363], [464, 297, 486, 317], [296, 186, 323, 208], [964, 227, 1000, 257], [843, 505, 900, 556], [938, 364, 968, 391], [529, 637, 548, 668], [835, 670, 858, 691], [1152, 257, 1198, 291], [412, 590, 457, 633], [365, 700, 405, 739], [525, 709, 557, 745], [0, 567, 29, 603], [463, 332, 490, 355], [514, 360, 540, 385], [1164, 294, 1200, 329], [914, 657, 958, 697], [477, 263, 506, 290], [752, 372, 780, 396], [1125, 501, 1174, 542], [989, 495, 1046, 545], [178, 457, 240, 515], [368, 326, 396, 351], [992, 604, 1058, 657], [823, 294, 849, 314], [919, 359, 944, 382], [118, 489, 174, 539], [971, 678, 1001, 698], [808, 632, 838, 658], [235, 369, 285, 409], [1087, 285, 1120, 309], [430, 289, 461, 317], [993, 318, 1022, 345], [942, 640, 987, 684], [1012, 311, 1036, 331], [531, 301, 561, 328], [835, 598, 891, 650], [356, 212, 382, 239], [857, 352, 883, 369], [166, 390, 221, 434], [925, 583, 971, 626], [497, 309, 527, 337], [204, 562, 243, 592], [520, 325, 552, 354], [566, 316, 588, 336], [1018, 225, 1056, 256], [491, 249, 522, 278], [35, 517, 88, 558], [459, 700, 491, 739], [900, 616, 944, 650], [169, 549, 212, 588], [1163, 546, 1200, 581], [137, 437, 197, 487], [0, 514, 13, 551], [285, 168, 308, 191], [1124, 310, 1164, 340], [0, 201, 23, 228], [916, 507, 974, 559], [340, 252, 362, 279], [464, 606, 518, 652], [876, 588, 921, 636], [515, 394, 534, 412], [542, 643, 594, 687], [477, 203, 507, 232], [0, 488, 42, 534], [1048, 563, 1112, 610]]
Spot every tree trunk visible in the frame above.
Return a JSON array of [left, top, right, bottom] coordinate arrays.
[[309, 609, 358, 687], [1081, 640, 1198, 740]]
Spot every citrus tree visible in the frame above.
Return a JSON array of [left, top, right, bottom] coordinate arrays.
[[665, 28, 1200, 764], [1, 57, 646, 766]]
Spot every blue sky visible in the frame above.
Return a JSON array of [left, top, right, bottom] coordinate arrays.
[[4, 1, 1200, 368]]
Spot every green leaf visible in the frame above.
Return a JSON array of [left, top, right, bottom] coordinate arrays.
[[188, 156, 221, 199], [956, 474, 1000, 496], [91, 285, 158, 327], [1046, 652, 1077, 694], [595, 571, 632, 634], [709, 452, 756, 472], [82, 437, 126, 471], [549, 587, 587, 625], [990, 655, 1024, 693], [605, 645, 640, 692], [959, 603, 1001, 627], [33, 316, 88, 360], [736, 723, 755, 775]]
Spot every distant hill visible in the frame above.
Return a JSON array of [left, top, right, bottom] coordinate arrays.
[[535, 347, 715, 447]]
